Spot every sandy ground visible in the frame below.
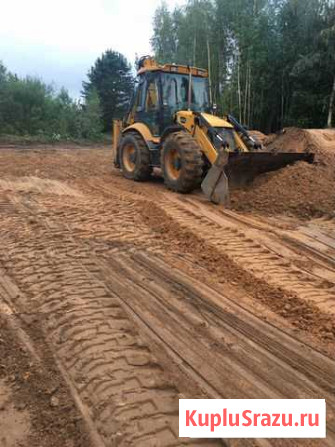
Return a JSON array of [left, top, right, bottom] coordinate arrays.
[[0, 146, 334, 446]]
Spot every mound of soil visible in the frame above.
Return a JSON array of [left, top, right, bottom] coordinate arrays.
[[230, 127, 335, 218], [248, 130, 267, 145], [230, 161, 335, 219], [265, 128, 308, 152], [265, 127, 335, 167]]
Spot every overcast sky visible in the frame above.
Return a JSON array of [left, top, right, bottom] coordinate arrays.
[[0, 0, 185, 99]]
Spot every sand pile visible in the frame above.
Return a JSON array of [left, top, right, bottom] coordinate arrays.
[[230, 128, 335, 218], [265, 128, 335, 167], [249, 130, 267, 146], [230, 162, 335, 218]]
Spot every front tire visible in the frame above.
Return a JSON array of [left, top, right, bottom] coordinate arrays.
[[119, 132, 152, 181], [161, 132, 204, 193]]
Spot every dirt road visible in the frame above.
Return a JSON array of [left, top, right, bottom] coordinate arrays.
[[0, 146, 334, 446]]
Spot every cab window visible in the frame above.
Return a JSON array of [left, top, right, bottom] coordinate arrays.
[[145, 79, 159, 111]]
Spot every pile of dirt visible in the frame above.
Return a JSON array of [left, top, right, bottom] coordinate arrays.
[[265, 127, 335, 167], [230, 128, 335, 218], [248, 130, 267, 145], [264, 128, 308, 152], [230, 161, 335, 218]]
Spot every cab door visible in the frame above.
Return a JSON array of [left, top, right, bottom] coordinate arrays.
[[125, 76, 146, 126], [135, 72, 161, 136]]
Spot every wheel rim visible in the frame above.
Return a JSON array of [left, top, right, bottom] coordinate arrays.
[[122, 143, 136, 172], [165, 148, 182, 180]]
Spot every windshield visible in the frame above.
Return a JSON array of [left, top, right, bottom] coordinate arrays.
[[161, 73, 210, 114]]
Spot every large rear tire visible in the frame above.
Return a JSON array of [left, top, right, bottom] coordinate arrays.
[[119, 132, 152, 181], [161, 132, 204, 193]]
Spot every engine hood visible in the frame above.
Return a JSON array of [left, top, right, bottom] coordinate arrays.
[[201, 113, 234, 129]]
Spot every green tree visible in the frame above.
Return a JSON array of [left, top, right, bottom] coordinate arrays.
[[279, 0, 335, 128], [76, 89, 103, 139], [151, 0, 335, 132], [151, 1, 177, 63], [321, 3, 335, 127], [82, 50, 134, 130], [0, 62, 9, 130], [0, 61, 104, 140], [0, 76, 54, 134], [0, 61, 7, 84]]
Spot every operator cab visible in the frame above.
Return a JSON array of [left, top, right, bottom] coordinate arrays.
[[125, 56, 211, 136]]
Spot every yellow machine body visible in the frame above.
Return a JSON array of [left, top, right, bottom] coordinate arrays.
[[113, 56, 314, 204], [174, 111, 248, 164], [115, 112, 247, 165]]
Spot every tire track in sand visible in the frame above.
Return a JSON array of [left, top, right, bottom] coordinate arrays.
[[152, 195, 335, 314], [0, 193, 216, 447]]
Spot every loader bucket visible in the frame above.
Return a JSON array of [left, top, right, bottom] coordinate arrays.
[[201, 151, 314, 205]]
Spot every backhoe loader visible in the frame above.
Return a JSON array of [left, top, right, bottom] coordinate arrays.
[[113, 56, 313, 204]]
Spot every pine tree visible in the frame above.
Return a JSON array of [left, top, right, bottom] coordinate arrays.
[[82, 50, 134, 130]]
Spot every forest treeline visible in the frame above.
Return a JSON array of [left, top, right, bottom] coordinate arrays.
[[0, 51, 133, 141], [152, 0, 335, 132], [0, 62, 104, 141], [0, 1, 334, 139]]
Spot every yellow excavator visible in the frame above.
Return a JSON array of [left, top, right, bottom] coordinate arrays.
[[113, 56, 313, 204]]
